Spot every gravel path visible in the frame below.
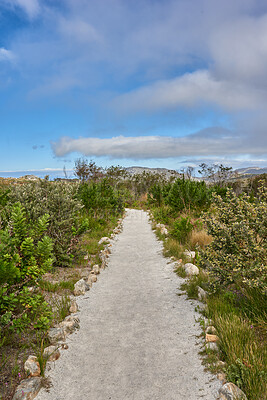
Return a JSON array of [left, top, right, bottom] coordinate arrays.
[[36, 209, 220, 400]]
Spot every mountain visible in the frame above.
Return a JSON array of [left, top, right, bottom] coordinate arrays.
[[235, 167, 267, 176], [125, 166, 179, 178]]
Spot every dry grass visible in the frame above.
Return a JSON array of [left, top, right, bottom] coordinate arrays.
[[189, 229, 212, 248]]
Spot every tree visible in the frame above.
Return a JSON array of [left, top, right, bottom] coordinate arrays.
[[198, 163, 234, 187], [74, 159, 104, 182]]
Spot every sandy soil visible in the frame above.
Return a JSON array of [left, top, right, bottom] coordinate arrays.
[[36, 209, 221, 400]]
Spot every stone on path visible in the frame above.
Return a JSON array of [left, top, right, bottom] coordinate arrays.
[[13, 377, 42, 400], [219, 382, 247, 400], [24, 356, 41, 377], [74, 279, 90, 296], [43, 345, 60, 362], [184, 263, 199, 276]]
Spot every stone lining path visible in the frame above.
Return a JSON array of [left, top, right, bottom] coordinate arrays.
[[36, 209, 220, 400]]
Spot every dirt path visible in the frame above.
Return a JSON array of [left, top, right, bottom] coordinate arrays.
[[36, 209, 220, 400]]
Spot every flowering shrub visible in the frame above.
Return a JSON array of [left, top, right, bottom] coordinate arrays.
[[199, 184, 267, 290]]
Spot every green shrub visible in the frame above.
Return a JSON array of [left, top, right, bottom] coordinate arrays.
[[77, 179, 123, 217], [9, 180, 83, 267], [171, 216, 193, 244], [199, 185, 267, 291], [0, 203, 53, 335], [166, 178, 210, 212]]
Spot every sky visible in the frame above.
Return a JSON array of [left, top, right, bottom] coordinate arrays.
[[0, 0, 267, 178]]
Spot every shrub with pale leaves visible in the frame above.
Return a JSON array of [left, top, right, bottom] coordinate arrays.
[[199, 184, 267, 291]]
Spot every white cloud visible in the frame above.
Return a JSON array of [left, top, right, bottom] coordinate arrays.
[[210, 14, 267, 84], [51, 128, 266, 160], [6, 0, 40, 19], [111, 70, 266, 113], [0, 48, 15, 62], [58, 18, 101, 43]]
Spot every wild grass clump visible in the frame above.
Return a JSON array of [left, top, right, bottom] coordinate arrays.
[[180, 270, 210, 299], [189, 229, 212, 248], [52, 295, 71, 324], [215, 314, 266, 399], [163, 238, 184, 260]]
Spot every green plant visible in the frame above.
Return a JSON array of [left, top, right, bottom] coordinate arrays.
[[180, 271, 210, 299], [9, 180, 83, 267], [171, 216, 193, 244], [163, 238, 184, 259], [33, 333, 50, 377], [214, 314, 266, 399], [52, 295, 71, 323], [199, 185, 267, 291], [166, 178, 211, 212]]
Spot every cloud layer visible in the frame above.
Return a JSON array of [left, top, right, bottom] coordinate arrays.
[[51, 128, 266, 160]]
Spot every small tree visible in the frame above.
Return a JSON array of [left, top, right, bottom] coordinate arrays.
[[198, 163, 234, 187], [74, 158, 104, 182]]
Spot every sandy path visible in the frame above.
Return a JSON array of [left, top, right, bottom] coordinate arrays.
[[36, 209, 220, 400]]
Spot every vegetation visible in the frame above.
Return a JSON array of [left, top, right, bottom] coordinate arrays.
[[148, 166, 267, 400], [0, 160, 266, 399]]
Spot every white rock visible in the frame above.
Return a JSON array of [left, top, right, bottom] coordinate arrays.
[[205, 342, 219, 352], [43, 345, 60, 362], [59, 315, 80, 334], [205, 325, 216, 334], [160, 227, 168, 235], [198, 286, 207, 301], [184, 250, 196, 261], [219, 383, 247, 400], [184, 263, 199, 276], [216, 360, 226, 369], [90, 274, 97, 283], [24, 356, 41, 377], [87, 276, 93, 287], [92, 264, 100, 274], [69, 299, 78, 313], [98, 237, 109, 245], [74, 279, 90, 296]]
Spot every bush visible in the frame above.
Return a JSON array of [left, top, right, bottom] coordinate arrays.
[[8, 180, 83, 267], [0, 203, 53, 335], [77, 179, 123, 217], [199, 185, 267, 291], [171, 216, 193, 244], [166, 178, 210, 212]]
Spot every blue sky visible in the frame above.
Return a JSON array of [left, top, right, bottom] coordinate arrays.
[[0, 0, 267, 178]]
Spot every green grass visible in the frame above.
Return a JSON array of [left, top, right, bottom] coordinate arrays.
[[163, 238, 184, 260], [180, 270, 210, 299], [52, 295, 71, 324], [204, 293, 267, 400], [174, 265, 187, 278]]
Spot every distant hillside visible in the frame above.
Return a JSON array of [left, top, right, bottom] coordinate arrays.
[[125, 166, 180, 178], [236, 167, 267, 176]]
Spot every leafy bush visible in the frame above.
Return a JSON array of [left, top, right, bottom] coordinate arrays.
[[9, 180, 83, 267], [0, 203, 53, 335], [166, 178, 210, 212], [171, 216, 193, 244], [77, 179, 123, 217], [199, 185, 267, 291]]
